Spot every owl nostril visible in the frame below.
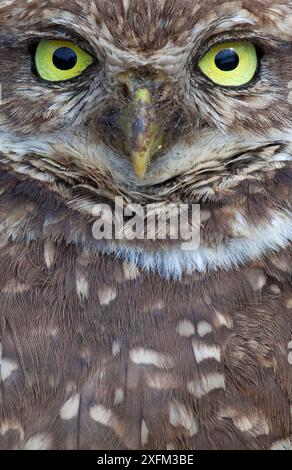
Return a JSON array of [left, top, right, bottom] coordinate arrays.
[[119, 83, 131, 100]]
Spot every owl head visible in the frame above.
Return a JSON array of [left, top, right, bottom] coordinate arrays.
[[0, 0, 291, 275]]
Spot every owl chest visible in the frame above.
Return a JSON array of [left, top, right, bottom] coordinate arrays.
[[1, 242, 291, 449]]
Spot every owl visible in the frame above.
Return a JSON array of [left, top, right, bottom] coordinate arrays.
[[0, 0, 291, 451]]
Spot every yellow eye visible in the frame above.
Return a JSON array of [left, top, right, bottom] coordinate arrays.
[[35, 40, 94, 82], [198, 41, 258, 87]]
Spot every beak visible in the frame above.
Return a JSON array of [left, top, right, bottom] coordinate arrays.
[[117, 73, 165, 179], [129, 88, 162, 179]]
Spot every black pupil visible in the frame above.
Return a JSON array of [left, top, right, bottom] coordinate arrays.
[[215, 49, 239, 72], [53, 47, 77, 70]]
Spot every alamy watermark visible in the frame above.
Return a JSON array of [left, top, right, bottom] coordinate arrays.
[[92, 197, 201, 251]]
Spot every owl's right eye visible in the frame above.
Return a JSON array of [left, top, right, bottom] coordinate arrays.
[[35, 40, 94, 82]]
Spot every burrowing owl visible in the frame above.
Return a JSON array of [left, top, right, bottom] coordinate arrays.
[[0, 0, 291, 450]]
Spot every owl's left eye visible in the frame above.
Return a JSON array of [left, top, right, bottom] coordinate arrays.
[[198, 41, 258, 87], [35, 40, 94, 82]]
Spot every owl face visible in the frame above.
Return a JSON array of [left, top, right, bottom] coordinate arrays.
[[0, 1, 291, 269]]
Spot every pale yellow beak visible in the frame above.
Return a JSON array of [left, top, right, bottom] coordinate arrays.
[[118, 86, 163, 179], [130, 88, 161, 179]]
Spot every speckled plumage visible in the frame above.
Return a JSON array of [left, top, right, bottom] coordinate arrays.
[[0, 0, 291, 450]]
